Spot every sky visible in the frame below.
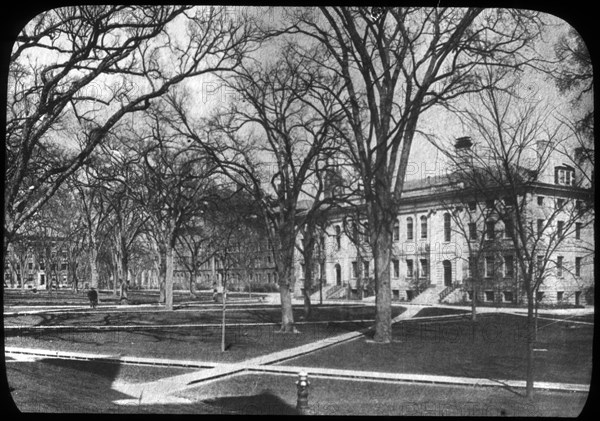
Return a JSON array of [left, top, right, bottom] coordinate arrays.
[[10, 6, 591, 187]]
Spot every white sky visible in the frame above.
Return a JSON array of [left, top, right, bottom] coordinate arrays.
[[12, 7, 591, 186]]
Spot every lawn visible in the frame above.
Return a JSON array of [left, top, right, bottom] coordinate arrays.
[[178, 372, 589, 416], [4, 304, 405, 364], [412, 307, 471, 318], [4, 303, 404, 327], [6, 359, 589, 415], [3, 289, 233, 308], [281, 313, 593, 384], [6, 357, 218, 414]]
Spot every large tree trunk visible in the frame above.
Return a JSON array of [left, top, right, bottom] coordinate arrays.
[[20, 262, 26, 292], [279, 281, 296, 332], [111, 251, 120, 296], [156, 244, 166, 303], [471, 263, 479, 322], [302, 234, 316, 320], [370, 202, 393, 343], [302, 285, 312, 320], [88, 237, 100, 291], [165, 239, 174, 310], [525, 287, 535, 398], [277, 224, 297, 333], [119, 248, 129, 304]]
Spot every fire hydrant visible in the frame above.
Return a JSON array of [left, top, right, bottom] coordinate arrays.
[[296, 371, 310, 415]]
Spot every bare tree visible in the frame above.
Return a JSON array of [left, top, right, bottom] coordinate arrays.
[[288, 6, 546, 342], [132, 106, 222, 311], [170, 45, 344, 332], [435, 79, 593, 397], [5, 5, 262, 257]]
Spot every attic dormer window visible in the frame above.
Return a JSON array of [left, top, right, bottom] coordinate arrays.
[[555, 165, 575, 186]]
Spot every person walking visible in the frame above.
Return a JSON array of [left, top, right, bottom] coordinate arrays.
[[87, 287, 98, 309]]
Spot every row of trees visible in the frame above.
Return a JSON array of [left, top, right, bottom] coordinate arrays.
[[6, 6, 592, 397]]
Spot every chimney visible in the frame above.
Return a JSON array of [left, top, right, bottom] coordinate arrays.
[[454, 136, 473, 166]]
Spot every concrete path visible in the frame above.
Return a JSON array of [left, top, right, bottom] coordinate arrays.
[[245, 364, 589, 393]]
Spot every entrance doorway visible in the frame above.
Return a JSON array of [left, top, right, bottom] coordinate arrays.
[[335, 264, 342, 286], [443, 260, 452, 287]]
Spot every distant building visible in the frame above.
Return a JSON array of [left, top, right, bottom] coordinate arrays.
[[4, 235, 70, 289]]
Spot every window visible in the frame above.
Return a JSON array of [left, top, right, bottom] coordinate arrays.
[[537, 219, 544, 236], [468, 201, 477, 211], [392, 259, 400, 278], [393, 220, 400, 242], [420, 216, 428, 239], [556, 256, 563, 277], [504, 219, 514, 239], [557, 198, 565, 208], [419, 259, 428, 278], [504, 255, 514, 278], [536, 255, 544, 274], [60, 262, 67, 271], [576, 222, 582, 240], [557, 291, 564, 301], [575, 257, 582, 277], [537, 196, 545, 206], [536, 291, 544, 302], [335, 225, 341, 250], [503, 291, 514, 302], [351, 261, 358, 278], [407, 217, 414, 240], [469, 222, 477, 240], [443, 213, 451, 242], [27, 262, 33, 270], [485, 291, 495, 302], [485, 256, 495, 277], [406, 259, 414, 278], [486, 221, 495, 240], [363, 261, 370, 278], [555, 166, 575, 186], [557, 220, 564, 238], [39, 261, 45, 271]]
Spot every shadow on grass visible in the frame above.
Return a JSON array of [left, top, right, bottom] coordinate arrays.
[[203, 390, 298, 415]]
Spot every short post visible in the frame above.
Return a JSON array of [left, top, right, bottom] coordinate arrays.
[[296, 371, 310, 415]]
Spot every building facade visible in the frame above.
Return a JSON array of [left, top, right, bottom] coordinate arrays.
[[293, 143, 594, 306]]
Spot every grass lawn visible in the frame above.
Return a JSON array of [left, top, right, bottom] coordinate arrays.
[[6, 359, 589, 415], [176, 372, 589, 416], [6, 358, 218, 414], [412, 307, 471, 318], [281, 313, 593, 384], [5, 304, 405, 364], [3, 289, 220, 307], [4, 304, 404, 327]]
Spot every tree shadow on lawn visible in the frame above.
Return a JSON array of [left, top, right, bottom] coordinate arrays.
[[202, 390, 298, 415], [7, 357, 135, 412]]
